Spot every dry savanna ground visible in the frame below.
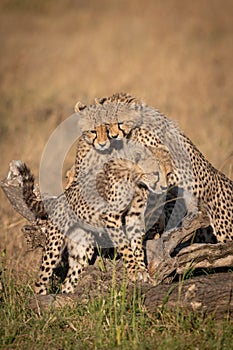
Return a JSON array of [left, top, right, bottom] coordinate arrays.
[[0, 1, 233, 348]]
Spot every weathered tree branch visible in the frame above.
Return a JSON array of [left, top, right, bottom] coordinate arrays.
[[146, 211, 233, 283]]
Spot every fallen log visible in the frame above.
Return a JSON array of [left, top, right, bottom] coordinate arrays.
[[144, 272, 233, 319], [29, 262, 233, 320]]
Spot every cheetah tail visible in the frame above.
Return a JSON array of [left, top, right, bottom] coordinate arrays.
[[14, 161, 47, 219]]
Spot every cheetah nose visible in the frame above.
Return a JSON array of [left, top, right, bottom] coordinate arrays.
[[110, 134, 118, 139], [96, 141, 110, 150], [99, 141, 107, 148]]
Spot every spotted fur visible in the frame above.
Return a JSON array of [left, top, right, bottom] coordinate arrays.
[[16, 135, 166, 294], [16, 92, 232, 294], [86, 93, 232, 241]]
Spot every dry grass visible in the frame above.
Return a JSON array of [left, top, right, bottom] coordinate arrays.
[[0, 0, 232, 299]]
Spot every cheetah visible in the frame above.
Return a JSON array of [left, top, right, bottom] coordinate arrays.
[[16, 134, 168, 294], [74, 93, 232, 241], [5, 93, 232, 293]]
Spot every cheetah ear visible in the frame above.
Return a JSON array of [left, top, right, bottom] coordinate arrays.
[[95, 97, 107, 105], [74, 101, 87, 113]]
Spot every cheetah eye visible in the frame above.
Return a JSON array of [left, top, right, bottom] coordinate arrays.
[[134, 152, 141, 163], [118, 121, 134, 136], [82, 130, 97, 144], [118, 122, 126, 134], [82, 130, 96, 136]]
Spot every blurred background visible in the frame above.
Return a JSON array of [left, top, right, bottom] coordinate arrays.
[[0, 0, 232, 279]]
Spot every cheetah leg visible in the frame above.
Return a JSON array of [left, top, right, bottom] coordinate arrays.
[[101, 212, 147, 282], [34, 225, 64, 295], [125, 188, 150, 282], [61, 228, 95, 294], [182, 193, 199, 229], [117, 243, 143, 281]]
